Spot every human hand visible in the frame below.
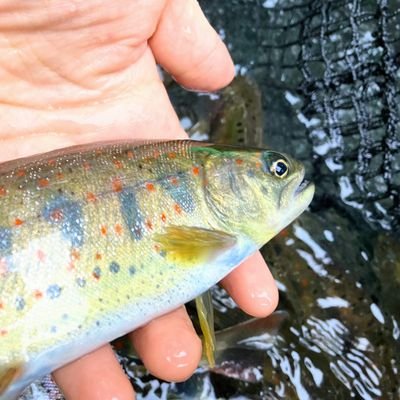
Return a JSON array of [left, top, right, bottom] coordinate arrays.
[[0, 1, 278, 399]]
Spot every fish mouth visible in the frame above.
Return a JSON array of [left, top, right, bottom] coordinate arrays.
[[281, 169, 315, 210], [292, 173, 315, 210], [294, 178, 313, 198]]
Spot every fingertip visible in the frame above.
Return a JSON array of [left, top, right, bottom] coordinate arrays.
[[221, 252, 279, 318], [53, 345, 135, 400], [150, 0, 235, 92], [176, 38, 235, 92], [130, 307, 202, 382]]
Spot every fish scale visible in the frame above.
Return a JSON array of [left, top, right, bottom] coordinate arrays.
[[0, 140, 314, 400]]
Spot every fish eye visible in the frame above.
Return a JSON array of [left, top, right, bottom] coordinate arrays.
[[270, 159, 289, 178]]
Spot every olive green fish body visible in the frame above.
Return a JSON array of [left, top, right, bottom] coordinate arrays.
[[0, 140, 314, 399]]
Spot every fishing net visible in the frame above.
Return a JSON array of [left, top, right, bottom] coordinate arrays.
[[199, 0, 400, 231]]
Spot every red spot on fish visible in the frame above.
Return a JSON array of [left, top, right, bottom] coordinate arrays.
[[83, 161, 91, 171], [112, 178, 123, 193], [86, 192, 97, 202], [71, 249, 80, 261], [95, 252, 102, 260], [100, 225, 107, 236], [56, 172, 65, 180], [92, 270, 101, 280], [0, 329, 7, 336], [14, 218, 24, 226], [192, 166, 200, 176], [48, 159, 56, 167], [168, 152, 177, 159], [145, 220, 153, 230], [154, 244, 161, 252], [255, 161, 262, 169], [50, 209, 63, 222], [127, 150, 134, 159], [161, 213, 167, 223], [170, 177, 178, 186], [38, 178, 49, 188], [114, 224, 123, 235], [153, 150, 161, 158], [37, 249, 46, 262], [235, 159, 243, 165], [146, 182, 155, 192], [174, 204, 182, 214], [0, 302, 4, 310], [0, 186, 7, 196], [16, 169, 26, 177], [113, 160, 123, 169], [34, 290, 43, 299], [67, 261, 76, 271]]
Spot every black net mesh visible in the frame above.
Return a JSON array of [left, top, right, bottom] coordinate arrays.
[[200, 0, 400, 231]]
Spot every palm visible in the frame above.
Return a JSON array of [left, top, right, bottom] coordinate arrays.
[[0, 1, 278, 399]]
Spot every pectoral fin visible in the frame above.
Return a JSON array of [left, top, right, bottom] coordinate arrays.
[[0, 365, 22, 395], [154, 226, 236, 265], [195, 290, 216, 368]]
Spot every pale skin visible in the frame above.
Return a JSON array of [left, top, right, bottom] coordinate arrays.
[[0, 1, 279, 399]]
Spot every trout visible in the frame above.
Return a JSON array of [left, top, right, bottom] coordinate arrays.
[[0, 140, 314, 399]]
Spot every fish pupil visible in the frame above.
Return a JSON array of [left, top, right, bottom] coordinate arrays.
[[275, 161, 288, 177]]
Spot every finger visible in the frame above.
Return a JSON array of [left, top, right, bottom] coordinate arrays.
[[130, 306, 202, 382], [53, 344, 135, 400], [221, 251, 279, 318], [150, 0, 235, 91]]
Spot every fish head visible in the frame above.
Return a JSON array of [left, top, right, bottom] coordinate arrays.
[[197, 144, 315, 245]]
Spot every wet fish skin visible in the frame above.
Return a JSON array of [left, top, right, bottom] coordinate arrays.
[[0, 140, 314, 399]]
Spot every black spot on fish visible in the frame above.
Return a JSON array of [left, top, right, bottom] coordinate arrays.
[[93, 266, 101, 279], [109, 261, 120, 274], [47, 284, 62, 299], [129, 266, 136, 276], [0, 228, 11, 253], [76, 277, 86, 287], [15, 296, 25, 311], [43, 195, 84, 247], [119, 189, 144, 241]]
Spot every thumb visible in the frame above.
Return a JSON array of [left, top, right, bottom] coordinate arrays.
[[150, 0, 234, 92]]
